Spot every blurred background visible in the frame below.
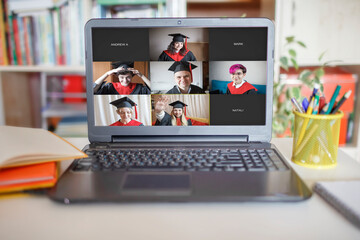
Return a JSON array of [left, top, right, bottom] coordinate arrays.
[[0, 0, 359, 159]]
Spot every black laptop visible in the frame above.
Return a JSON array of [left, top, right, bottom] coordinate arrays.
[[48, 18, 312, 203]]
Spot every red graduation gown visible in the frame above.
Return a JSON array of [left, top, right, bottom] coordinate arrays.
[[227, 81, 257, 94], [110, 119, 143, 126]]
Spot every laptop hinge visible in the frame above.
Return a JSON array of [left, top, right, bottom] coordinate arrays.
[[112, 135, 249, 143]]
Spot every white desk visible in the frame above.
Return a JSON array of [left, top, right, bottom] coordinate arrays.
[[1, 138, 360, 240]]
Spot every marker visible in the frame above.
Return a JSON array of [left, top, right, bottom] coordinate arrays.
[[291, 98, 304, 113], [296, 97, 315, 147], [302, 98, 309, 112], [319, 96, 326, 112], [325, 85, 341, 114], [330, 90, 352, 114]]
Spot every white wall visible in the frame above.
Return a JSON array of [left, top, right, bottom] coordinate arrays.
[[209, 61, 267, 87]]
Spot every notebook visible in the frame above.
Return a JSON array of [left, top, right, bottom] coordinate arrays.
[[314, 181, 360, 229], [48, 18, 311, 203]]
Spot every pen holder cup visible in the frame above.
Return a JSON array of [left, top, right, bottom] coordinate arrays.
[[291, 110, 344, 168]]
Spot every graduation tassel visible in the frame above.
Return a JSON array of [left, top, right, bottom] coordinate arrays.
[[185, 37, 188, 50], [189, 62, 193, 83], [134, 105, 138, 119], [184, 106, 187, 117]]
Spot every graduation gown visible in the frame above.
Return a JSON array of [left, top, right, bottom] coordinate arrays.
[[166, 84, 205, 94], [110, 119, 144, 126], [94, 82, 150, 95], [154, 112, 208, 126], [226, 81, 257, 95], [158, 50, 197, 61]]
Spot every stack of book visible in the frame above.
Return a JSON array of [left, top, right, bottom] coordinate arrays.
[[0, 126, 87, 193]]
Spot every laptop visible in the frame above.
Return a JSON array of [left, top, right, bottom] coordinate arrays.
[[48, 18, 312, 203]]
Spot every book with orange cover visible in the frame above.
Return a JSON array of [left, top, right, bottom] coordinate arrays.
[[0, 162, 57, 193]]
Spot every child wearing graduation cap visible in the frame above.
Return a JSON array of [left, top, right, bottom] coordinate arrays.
[[94, 62, 151, 95], [154, 96, 207, 126], [226, 64, 257, 95], [109, 97, 144, 126], [158, 33, 197, 62], [166, 61, 205, 94]]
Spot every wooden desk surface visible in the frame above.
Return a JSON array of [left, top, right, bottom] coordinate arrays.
[[1, 138, 360, 240]]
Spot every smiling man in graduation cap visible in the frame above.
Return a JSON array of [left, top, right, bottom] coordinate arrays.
[[166, 61, 205, 94], [109, 97, 144, 126], [158, 33, 197, 61], [154, 96, 207, 126], [93, 61, 151, 95]]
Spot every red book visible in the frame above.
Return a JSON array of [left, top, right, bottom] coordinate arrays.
[[12, 15, 23, 65], [62, 75, 85, 103]]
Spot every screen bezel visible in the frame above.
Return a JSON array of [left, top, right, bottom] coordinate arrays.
[[85, 18, 274, 143]]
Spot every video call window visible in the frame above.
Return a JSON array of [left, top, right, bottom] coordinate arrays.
[[92, 27, 268, 127]]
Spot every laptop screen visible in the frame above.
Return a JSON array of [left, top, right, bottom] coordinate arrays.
[[86, 19, 274, 142]]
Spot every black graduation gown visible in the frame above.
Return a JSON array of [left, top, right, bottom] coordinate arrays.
[[166, 84, 205, 94], [154, 112, 192, 126], [154, 112, 172, 126], [93, 82, 150, 95], [158, 51, 197, 61]]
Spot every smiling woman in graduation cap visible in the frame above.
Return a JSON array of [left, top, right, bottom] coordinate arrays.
[[166, 61, 205, 94], [158, 33, 197, 62], [109, 97, 144, 126], [154, 97, 207, 126], [93, 62, 151, 95]]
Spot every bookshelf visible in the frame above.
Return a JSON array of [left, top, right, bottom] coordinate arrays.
[[0, 0, 177, 136]]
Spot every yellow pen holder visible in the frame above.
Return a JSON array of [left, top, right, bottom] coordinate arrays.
[[291, 110, 344, 169]]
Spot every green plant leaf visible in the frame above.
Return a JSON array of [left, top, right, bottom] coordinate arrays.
[[297, 41, 306, 48], [286, 36, 295, 43], [299, 70, 312, 81], [318, 51, 326, 62], [290, 87, 301, 99], [315, 68, 325, 79], [324, 60, 343, 66], [290, 58, 298, 70], [280, 56, 289, 71], [240, 13, 247, 17], [289, 49, 296, 58]]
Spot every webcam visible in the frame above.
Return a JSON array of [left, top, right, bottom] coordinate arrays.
[[177, 20, 182, 25]]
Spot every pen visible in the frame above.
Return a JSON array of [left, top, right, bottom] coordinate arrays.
[[302, 98, 309, 112], [325, 85, 341, 114], [312, 95, 320, 114], [309, 83, 320, 102], [291, 98, 304, 113], [319, 103, 329, 114], [296, 97, 314, 147], [330, 90, 352, 114]]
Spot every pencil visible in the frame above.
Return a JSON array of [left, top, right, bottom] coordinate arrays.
[[325, 85, 341, 114], [296, 97, 315, 148], [330, 90, 352, 114]]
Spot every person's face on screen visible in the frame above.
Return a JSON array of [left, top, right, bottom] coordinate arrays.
[[117, 107, 132, 123], [231, 69, 246, 85], [118, 73, 133, 87], [174, 42, 184, 51], [173, 108, 183, 118], [174, 71, 191, 90]]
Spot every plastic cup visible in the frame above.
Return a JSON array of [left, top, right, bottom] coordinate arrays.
[[291, 110, 344, 168]]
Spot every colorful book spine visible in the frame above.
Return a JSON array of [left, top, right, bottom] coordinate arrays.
[[0, 0, 9, 65]]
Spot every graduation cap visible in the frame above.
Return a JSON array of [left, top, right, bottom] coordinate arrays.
[[168, 61, 197, 82], [169, 100, 188, 116], [168, 33, 189, 43], [111, 61, 134, 70], [110, 97, 138, 119]]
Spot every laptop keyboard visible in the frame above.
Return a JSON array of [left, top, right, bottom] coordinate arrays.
[[72, 148, 289, 172]]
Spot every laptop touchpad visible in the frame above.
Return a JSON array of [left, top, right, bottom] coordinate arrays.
[[122, 174, 191, 195]]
